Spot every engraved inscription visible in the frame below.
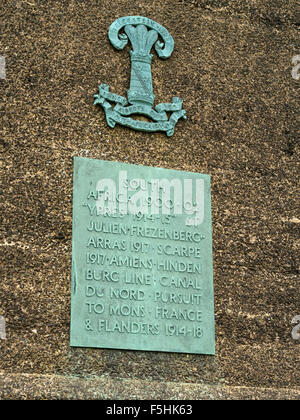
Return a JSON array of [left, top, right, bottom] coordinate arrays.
[[70, 158, 215, 354]]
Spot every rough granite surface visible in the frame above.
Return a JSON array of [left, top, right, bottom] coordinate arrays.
[[0, 0, 299, 400]]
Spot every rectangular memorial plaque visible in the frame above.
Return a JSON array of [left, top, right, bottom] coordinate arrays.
[[70, 157, 215, 355]]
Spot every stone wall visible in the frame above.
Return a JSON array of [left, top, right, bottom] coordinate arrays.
[[0, 0, 299, 399]]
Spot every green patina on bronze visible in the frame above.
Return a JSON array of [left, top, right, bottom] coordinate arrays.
[[70, 157, 215, 355], [94, 16, 186, 136]]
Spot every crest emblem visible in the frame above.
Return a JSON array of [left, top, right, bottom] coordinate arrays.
[[94, 16, 186, 136]]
